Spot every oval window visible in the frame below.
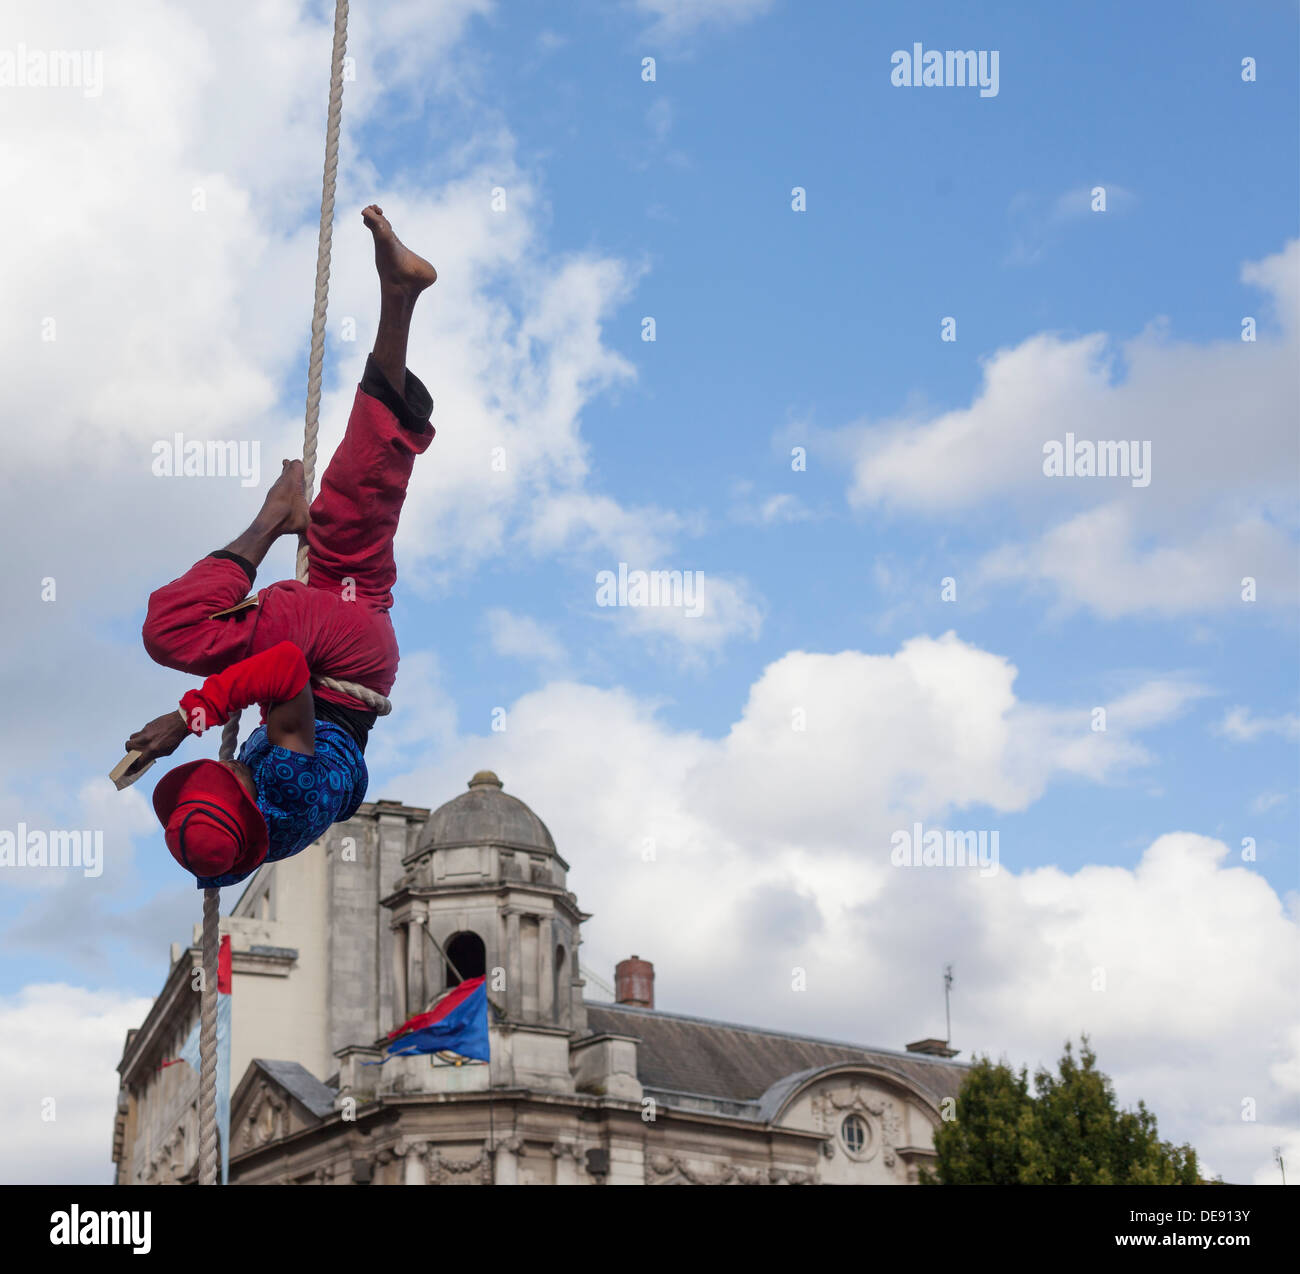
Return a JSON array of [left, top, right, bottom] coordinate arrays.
[[841, 1113, 868, 1155]]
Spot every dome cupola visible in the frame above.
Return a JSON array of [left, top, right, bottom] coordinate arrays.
[[413, 770, 557, 859]]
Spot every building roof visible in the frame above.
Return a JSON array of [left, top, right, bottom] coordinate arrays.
[[584, 1003, 968, 1113], [412, 771, 557, 859], [249, 1059, 338, 1119]]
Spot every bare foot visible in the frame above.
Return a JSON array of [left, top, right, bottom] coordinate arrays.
[[260, 459, 310, 536], [362, 204, 437, 296]]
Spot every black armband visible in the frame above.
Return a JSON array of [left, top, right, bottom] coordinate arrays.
[[208, 550, 257, 587]]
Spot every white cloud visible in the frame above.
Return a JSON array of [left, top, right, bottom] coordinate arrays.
[[635, 0, 775, 40], [758, 493, 810, 524], [980, 503, 1298, 619], [0, 984, 153, 1184], [601, 570, 764, 664], [1250, 791, 1288, 815], [524, 492, 686, 568], [1006, 183, 1138, 264], [0, 0, 756, 829], [3, 0, 1293, 1191], [359, 650, 461, 781], [1218, 707, 1300, 743], [731, 490, 813, 525], [7, 633, 1293, 1182], [1103, 679, 1211, 729], [848, 240, 1300, 617], [485, 608, 566, 665], [0, 0, 737, 629], [646, 96, 673, 144], [373, 635, 1297, 1185]]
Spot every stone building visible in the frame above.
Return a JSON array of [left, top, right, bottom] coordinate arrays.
[[113, 771, 966, 1185]]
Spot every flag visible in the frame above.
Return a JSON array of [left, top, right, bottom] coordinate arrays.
[[384, 975, 490, 1062], [163, 934, 233, 1184]]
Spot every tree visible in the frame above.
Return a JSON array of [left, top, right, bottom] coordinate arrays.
[[923, 1035, 1201, 1185], [923, 1055, 1037, 1184]]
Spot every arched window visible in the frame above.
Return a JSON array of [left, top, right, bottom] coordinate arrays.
[[445, 930, 485, 985], [553, 945, 567, 1025]]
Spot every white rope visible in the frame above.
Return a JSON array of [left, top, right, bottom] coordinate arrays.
[[196, 887, 220, 1185], [202, 0, 362, 1187]]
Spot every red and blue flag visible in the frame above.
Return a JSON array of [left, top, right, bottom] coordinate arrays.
[[385, 975, 490, 1062]]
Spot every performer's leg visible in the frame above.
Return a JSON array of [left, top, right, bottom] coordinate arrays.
[[307, 206, 437, 612], [367, 203, 436, 393], [141, 464, 307, 675], [221, 459, 309, 569]]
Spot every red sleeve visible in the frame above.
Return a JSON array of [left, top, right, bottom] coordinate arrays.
[[179, 641, 310, 735]]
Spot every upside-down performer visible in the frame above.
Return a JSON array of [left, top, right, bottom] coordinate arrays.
[[128, 206, 437, 889]]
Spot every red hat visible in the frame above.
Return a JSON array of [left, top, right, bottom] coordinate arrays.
[[152, 759, 268, 879]]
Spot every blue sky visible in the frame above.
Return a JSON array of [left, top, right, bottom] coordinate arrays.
[[0, 0, 1296, 1183], [377, 0, 1298, 884]]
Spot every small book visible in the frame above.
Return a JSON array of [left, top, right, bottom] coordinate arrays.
[[110, 750, 155, 791]]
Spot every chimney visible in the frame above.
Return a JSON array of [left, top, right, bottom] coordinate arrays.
[[905, 1037, 960, 1059], [615, 955, 654, 1009]]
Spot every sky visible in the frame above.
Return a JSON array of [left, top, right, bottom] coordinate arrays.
[[0, 0, 1296, 1186]]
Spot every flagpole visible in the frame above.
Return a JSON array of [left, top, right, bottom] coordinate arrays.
[[419, 920, 467, 985], [408, 923, 496, 1183], [419, 922, 506, 1019]]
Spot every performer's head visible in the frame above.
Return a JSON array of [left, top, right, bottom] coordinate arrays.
[[152, 759, 268, 879]]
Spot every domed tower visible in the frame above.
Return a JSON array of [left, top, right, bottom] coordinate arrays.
[[381, 772, 590, 1091]]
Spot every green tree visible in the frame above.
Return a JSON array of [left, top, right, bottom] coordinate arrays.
[[924, 1035, 1201, 1185], [923, 1055, 1037, 1184]]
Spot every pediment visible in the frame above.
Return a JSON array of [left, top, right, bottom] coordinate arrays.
[[230, 1060, 337, 1156]]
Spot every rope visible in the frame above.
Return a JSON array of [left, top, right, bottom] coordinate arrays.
[[296, 0, 350, 590], [201, 0, 365, 1186], [197, 887, 220, 1185]]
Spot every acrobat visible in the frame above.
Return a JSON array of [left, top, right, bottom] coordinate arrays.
[[124, 206, 437, 888]]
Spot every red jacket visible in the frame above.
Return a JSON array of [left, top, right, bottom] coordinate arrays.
[[179, 640, 310, 735]]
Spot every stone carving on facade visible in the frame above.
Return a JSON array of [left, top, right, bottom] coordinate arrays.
[[419, 1143, 493, 1185], [811, 1084, 904, 1168], [240, 1084, 288, 1152], [145, 1128, 185, 1185], [646, 1153, 802, 1186], [770, 1167, 815, 1185], [383, 1137, 492, 1185]]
